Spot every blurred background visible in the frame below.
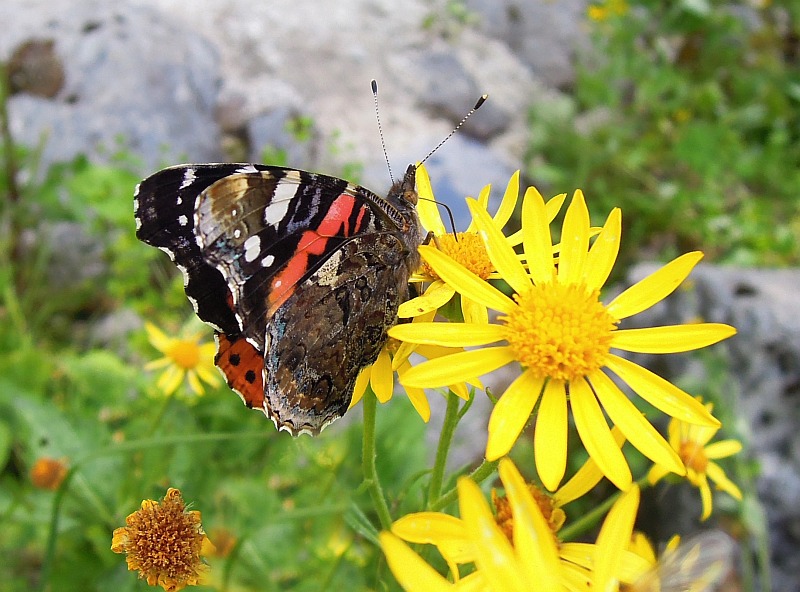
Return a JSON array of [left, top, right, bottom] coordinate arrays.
[[1, 0, 798, 590]]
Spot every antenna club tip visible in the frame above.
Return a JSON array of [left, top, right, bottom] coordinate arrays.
[[371, 79, 378, 93], [475, 94, 488, 109]]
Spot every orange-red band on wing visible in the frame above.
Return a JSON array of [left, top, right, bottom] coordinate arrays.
[[267, 193, 367, 314]]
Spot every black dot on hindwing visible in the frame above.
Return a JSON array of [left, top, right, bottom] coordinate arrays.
[[245, 370, 257, 384], [229, 353, 241, 366]]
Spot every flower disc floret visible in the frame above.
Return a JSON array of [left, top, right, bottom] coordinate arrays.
[[501, 283, 617, 382]]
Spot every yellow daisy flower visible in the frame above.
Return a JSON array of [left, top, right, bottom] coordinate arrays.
[[145, 322, 220, 397], [401, 164, 566, 323], [648, 398, 743, 520], [392, 189, 736, 491], [348, 312, 481, 422], [388, 434, 622, 586], [381, 458, 565, 591], [112, 488, 215, 591]]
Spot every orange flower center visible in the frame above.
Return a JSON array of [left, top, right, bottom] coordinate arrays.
[[166, 339, 202, 370], [424, 232, 494, 280], [500, 282, 617, 382], [680, 440, 709, 474], [492, 484, 565, 543]]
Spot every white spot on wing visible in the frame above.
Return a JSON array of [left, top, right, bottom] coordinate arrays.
[[133, 183, 141, 197], [179, 168, 196, 189], [243, 235, 261, 262], [264, 183, 296, 226], [178, 214, 188, 226], [261, 254, 275, 268], [236, 164, 258, 174], [177, 196, 183, 205], [234, 228, 241, 239]]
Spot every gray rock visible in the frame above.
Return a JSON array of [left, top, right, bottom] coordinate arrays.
[[464, 0, 590, 88], [2, 1, 223, 173]]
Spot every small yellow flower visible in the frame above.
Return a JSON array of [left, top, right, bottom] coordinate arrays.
[[401, 164, 566, 323], [349, 312, 481, 422], [145, 322, 220, 396], [112, 488, 215, 591], [648, 398, 743, 520], [587, 0, 629, 21], [30, 457, 69, 490], [393, 189, 736, 491]]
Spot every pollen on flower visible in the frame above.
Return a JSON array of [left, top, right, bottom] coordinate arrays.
[[492, 484, 565, 543], [501, 283, 617, 382], [680, 441, 709, 474], [425, 232, 494, 280], [112, 488, 212, 591], [166, 339, 202, 370]]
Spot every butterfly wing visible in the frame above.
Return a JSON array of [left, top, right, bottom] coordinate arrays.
[[136, 164, 422, 435]]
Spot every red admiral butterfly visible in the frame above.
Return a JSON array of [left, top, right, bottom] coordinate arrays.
[[135, 163, 423, 435]]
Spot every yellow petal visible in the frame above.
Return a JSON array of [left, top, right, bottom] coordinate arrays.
[[699, 477, 713, 520], [704, 440, 743, 460], [583, 208, 621, 292], [195, 363, 221, 386], [379, 532, 453, 592], [458, 478, 527, 592], [419, 245, 515, 313], [706, 462, 743, 500], [647, 464, 670, 485], [589, 371, 685, 475], [604, 355, 720, 427], [593, 486, 640, 592], [400, 347, 516, 389], [392, 512, 468, 544], [554, 427, 626, 506], [461, 296, 489, 325], [187, 371, 205, 395], [499, 459, 562, 589], [399, 281, 455, 318], [349, 367, 370, 409], [535, 379, 569, 491], [545, 192, 567, 222], [486, 370, 544, 461], [390, 322, 505, 347], [416, 166, 447, 235], [570, 377, 632, 491], [558, 190, 590, 286], [611, 324, 737, 353], [145, 322, 172, 353], [371, 348, 394, 403], [493, 171, 520, 229], [157, 366, 184, 395], [606, 252, 703, 320], [468, 198, 530, 295], [521, 186, 556, 285]]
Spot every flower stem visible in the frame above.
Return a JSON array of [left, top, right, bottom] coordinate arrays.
[[430, 458, 499, 511], [428, 390, 460, 507], [362, 388, 392, 530], [559, 474, 652, 541]]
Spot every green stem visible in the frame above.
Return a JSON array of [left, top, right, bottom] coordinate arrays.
[[430, 458, 499, 511], [361, 388, 392, 530], [559, 474, 651, 541], [427, 390, 460, 508]]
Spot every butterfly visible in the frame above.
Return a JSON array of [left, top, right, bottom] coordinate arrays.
[[134, 163, 423, 435]]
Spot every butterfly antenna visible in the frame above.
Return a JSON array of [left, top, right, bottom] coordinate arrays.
[[371, 79, 395, 185], [420, 94, 488, 165]]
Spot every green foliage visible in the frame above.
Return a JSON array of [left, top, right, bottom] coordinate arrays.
[[528, 0, 800, 268]]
